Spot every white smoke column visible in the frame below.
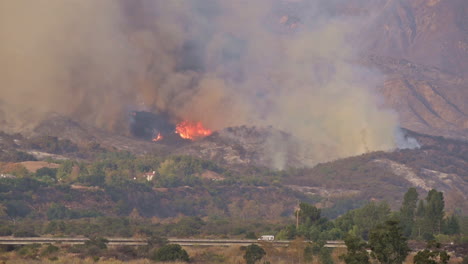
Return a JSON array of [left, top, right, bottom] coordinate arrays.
[[394, 129, 421, 149]]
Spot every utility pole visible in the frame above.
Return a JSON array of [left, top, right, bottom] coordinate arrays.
[[295, 202, 300, 229], [296, 209, 299, 228]]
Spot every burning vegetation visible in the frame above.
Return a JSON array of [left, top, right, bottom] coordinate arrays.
[[175, 121, 212, 140], [130, 111, 211, 143]]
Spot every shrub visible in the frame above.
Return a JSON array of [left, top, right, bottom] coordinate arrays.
[[36, 167, 57, 177], [197, 251, 226, 263], [24, 136, 78, 154], [6, 200, 31, 219], [40, 244, 59, 257], [104, 245, 138, 261], [16, 244, 40, 259], [243, 244, 266, 264], [68, 236, 110, 259], [84, 237, 109, 250], [0, 226, 12, 236], [245, 231, 257, 239], [47, 203, 71, 220], [13, 229, 38, 237], [0, 150, 36, 162], [147, 235, 168, 248], [151, 244, 189, 262]]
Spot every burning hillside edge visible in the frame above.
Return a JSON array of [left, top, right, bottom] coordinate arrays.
[[129, 111, 212, 142], [129, 111, 417, 169], [30, 112, 315, 169], [28, 111, 419, 169]]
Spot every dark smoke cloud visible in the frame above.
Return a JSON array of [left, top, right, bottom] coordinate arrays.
[[0, 0, 405, 167]]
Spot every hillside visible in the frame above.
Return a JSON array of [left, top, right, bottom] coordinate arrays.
[[362, 0, 468, 139], [260, 0, 468, 141], [279, 0, 468, 139], [362, 0, 468, 77], [283, 129, 468, 215], [362, 55, 468, 140], [1, 126, 466, 219]]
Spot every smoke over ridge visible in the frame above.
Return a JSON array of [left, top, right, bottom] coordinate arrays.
[[0, 0, 403, 166]]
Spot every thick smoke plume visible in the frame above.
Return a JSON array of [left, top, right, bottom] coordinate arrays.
[[0, 0, 138, 132], [0, 0, 404, 166]]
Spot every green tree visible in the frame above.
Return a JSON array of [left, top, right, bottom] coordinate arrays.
[[340, 234, 370, 264], [425, 189, 444, 235], [243, 244, 266, 264], [46, 203, 71, 220], [443, 214, 460, 235], [369, 220, 410, 264], [319, 247, 333, 264], [152, 244, 189, 262], [36, 167, 58, 179], [400, 188, 418, 237], [335, 201, 391, 239], [78, 164, 105, 187], [171, 216, 205, 237], [416, 200, 425, 217], [298, 202, 321, 227], [414, 199, 427, 237], [276, 224, 296, 240], [56, 160, 75, 182], [6, 200, 31, 219], [81, 237, 109, 259], [413, 241, 450, 264]]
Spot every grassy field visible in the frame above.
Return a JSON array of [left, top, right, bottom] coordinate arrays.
[[0, 246, 465, 264]]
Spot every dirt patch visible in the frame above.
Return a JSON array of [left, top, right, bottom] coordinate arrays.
[[200, 170, 225, 181], [70, 184, 103, 192], [19, 161, 60, 173]]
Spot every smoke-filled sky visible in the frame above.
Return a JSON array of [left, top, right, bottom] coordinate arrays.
[[0, 0, 409, 165]]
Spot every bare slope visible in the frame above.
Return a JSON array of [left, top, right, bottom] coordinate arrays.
[[363, 55, 468, 140], [358, 0, 468, 139]]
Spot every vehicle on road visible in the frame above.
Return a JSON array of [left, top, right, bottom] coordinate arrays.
[[258, 235, 274, 241]]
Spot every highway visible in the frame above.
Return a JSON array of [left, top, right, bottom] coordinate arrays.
[[0, 237, 345, 248]]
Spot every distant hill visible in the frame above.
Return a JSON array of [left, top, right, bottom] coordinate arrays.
[[283, 129, 468, 215], [361, 0, 468, 139], [362, 0, 468, 77], [1, 123, 466, 219]]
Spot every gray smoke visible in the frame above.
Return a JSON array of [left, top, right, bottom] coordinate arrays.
[[0, 0, 404, 166]]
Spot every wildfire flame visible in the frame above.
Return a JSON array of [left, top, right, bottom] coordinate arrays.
[[176, 121, 212, 140], [152, 133, 163, 142]]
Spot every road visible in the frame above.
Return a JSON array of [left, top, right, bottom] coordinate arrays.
[[0, 237, 345, 248]]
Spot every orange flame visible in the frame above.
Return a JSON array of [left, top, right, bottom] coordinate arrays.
[[176, 121, 212, 140], [152, 133, 163, 142]]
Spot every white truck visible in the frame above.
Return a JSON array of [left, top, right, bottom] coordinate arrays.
[[257, 235, 275, 241]]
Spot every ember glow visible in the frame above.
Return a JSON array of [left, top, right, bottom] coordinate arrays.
[[152, 133, 163, 142], [175, 121, 212, 140]]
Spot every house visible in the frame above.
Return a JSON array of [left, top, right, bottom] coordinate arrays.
[[143, 171, 156, 181], [0, 173, 16, 179]]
